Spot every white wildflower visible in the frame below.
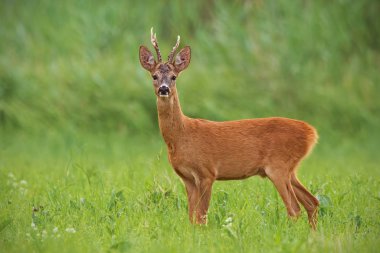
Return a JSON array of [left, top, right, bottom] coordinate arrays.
[[65, 227, 76, 233], [8, 173, 15, 179], [31, 222, 37, 230], [53, 227, 59, 233], [225, 217, 233, 223], [80, 197, 85, 204], [20, 180, 28, 185]]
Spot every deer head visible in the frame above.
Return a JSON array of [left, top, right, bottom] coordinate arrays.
[[139, 28, 191, 98]]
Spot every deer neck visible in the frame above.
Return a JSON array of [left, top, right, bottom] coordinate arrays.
[[157, 89, 186, 146]]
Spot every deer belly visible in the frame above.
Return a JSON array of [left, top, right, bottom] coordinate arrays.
[[215, 164, 265, 180], [207, 146, 263, 180]]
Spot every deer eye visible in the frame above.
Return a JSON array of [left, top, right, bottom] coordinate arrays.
[[171, 76, 177, 81], [152, 75, 158, 80]]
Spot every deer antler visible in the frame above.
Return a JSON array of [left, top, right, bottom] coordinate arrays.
[[150, 27, 162, 62], [168, 35, 180, 63]]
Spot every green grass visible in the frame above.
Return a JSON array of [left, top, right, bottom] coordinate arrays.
[[1, 133, 379, 253], [1, 0, 380, 252]]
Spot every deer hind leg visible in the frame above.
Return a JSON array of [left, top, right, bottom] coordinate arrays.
[[290, 173, 320, 229], [267, 169, 301, 218]]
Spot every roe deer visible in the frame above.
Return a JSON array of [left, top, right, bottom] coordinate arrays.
[[139, 28, 320, 229]]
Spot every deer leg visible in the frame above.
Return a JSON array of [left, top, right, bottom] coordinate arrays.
[[267, 171, 301, 218], [195, 178, 214, 225], [290, 173, 319, 229], [288, 181, 302, 217], [183, 179, 198, 224]]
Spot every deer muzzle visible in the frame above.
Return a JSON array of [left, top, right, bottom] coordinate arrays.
[[158, 85, 170, 97]]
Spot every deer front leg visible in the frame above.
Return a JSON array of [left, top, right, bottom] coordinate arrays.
[[183, 179, 198, 223], [195, 178, 214, 225]]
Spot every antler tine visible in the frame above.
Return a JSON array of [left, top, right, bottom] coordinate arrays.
[[150, 27, 162, 62], [168, 35, 181, 63]]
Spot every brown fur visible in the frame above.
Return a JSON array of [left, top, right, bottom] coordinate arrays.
[[139, 41, 320, 229]]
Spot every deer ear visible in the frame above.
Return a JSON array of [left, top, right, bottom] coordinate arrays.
[[174, 46, 191, 72], [139, 46, 156, 71]]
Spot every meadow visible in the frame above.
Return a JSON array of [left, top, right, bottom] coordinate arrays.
[[1, 1, 380, 252]]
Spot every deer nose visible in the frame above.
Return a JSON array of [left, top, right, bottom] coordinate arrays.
[[158, 85, 170, 97]]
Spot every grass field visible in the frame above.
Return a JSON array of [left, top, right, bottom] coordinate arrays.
[[1, 132, 379, 253], [1, 0, 380, 252]]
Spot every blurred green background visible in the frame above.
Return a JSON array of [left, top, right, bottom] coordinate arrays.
[[1, 0, 379, 151]]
